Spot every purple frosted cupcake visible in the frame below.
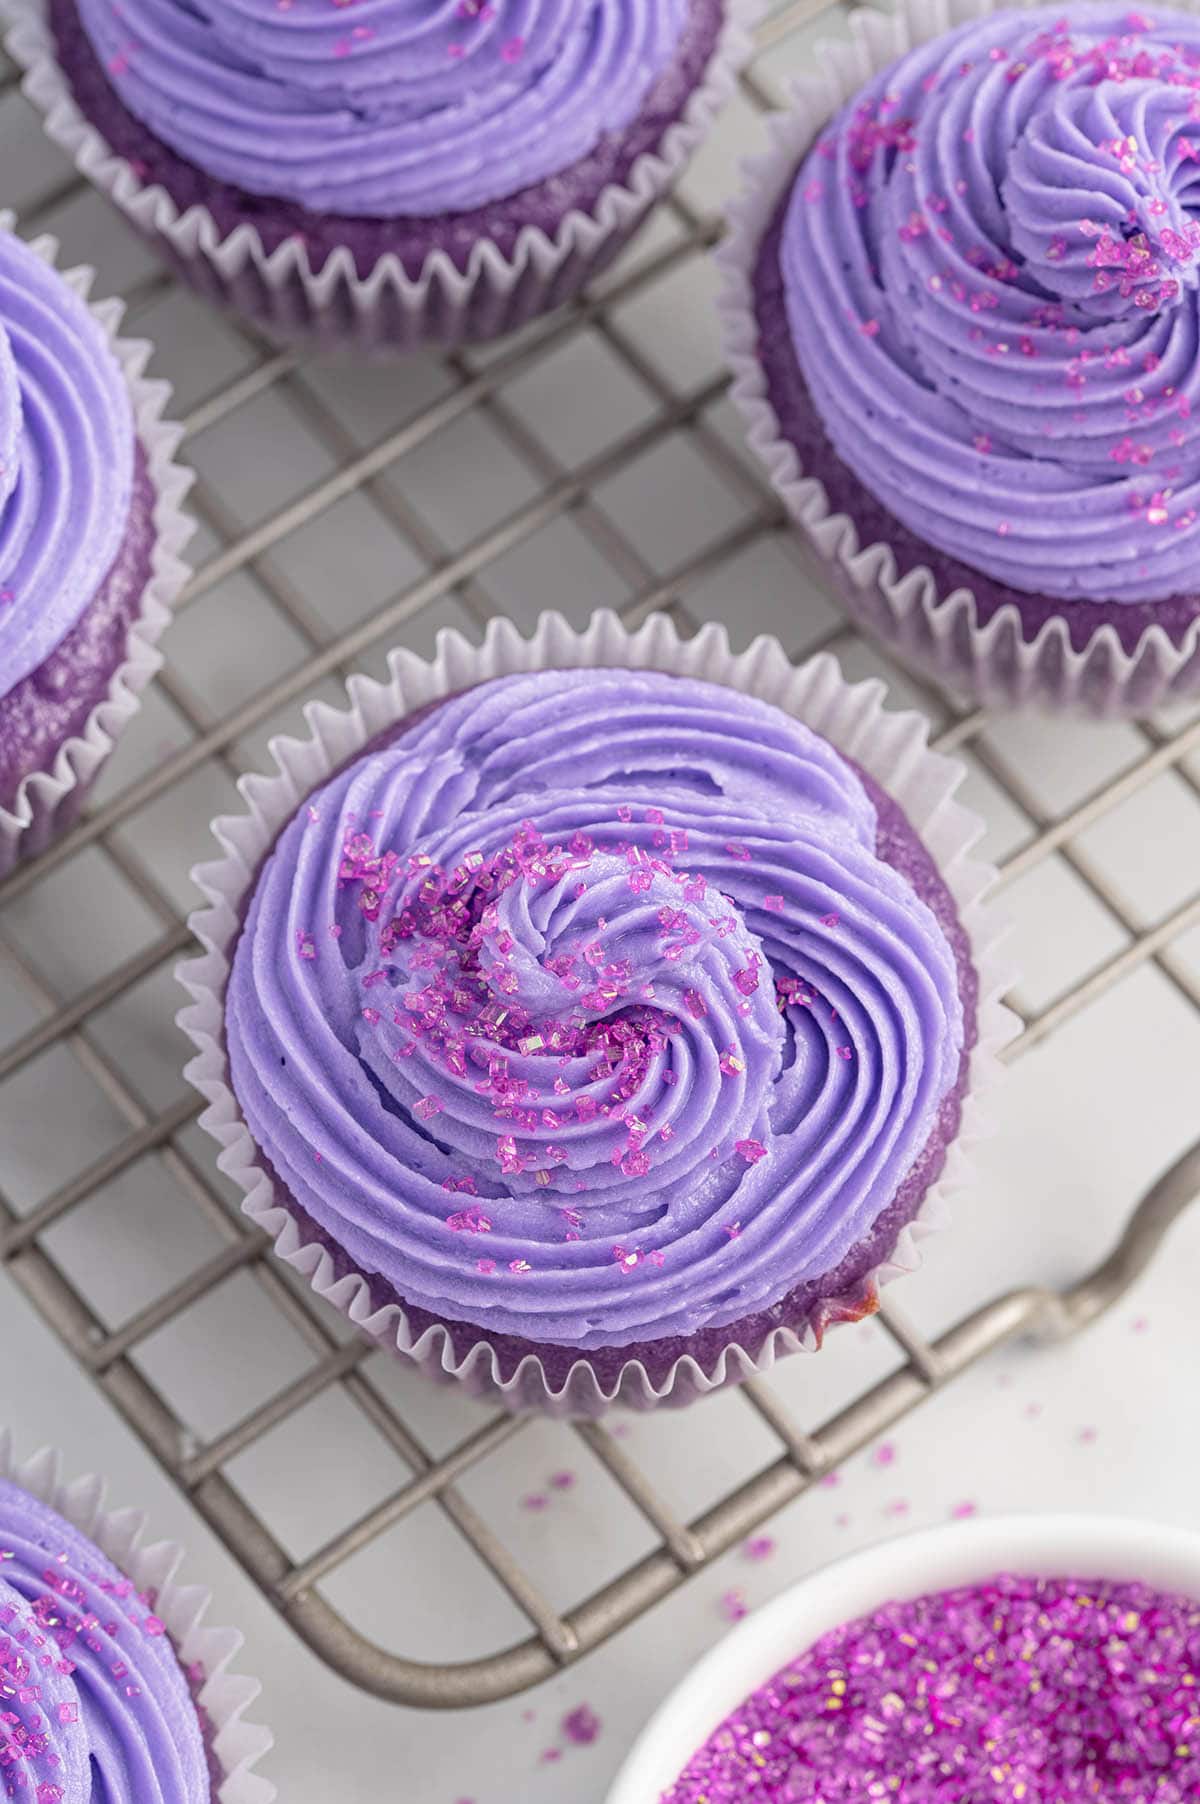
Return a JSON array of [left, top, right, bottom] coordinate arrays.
[[0, 1441, 274, 1802], [0, 218, 190, 875], [180, 621, 1011, 1415], [6, 0, 759, 350], [720, 3, 1200, 714]]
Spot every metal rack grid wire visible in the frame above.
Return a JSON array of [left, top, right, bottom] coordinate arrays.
[[1, 0, 1199, 1710]]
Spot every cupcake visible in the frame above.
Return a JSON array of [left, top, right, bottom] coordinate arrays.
[[179, 612, 1011, 1415], [0, 1432, 273, 1802], [0, 214, 190, 876], [719, 3, 1200, 715], [6, 0, 760, 352]]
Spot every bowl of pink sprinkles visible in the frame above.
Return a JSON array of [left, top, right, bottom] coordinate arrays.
[[608, 1514, 1200, 1803]]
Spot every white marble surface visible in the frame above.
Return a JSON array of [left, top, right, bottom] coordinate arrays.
[[2, 7, 1200, 1801]]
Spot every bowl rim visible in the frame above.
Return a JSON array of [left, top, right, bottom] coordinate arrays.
[[606, 1511, 1200, 1802]]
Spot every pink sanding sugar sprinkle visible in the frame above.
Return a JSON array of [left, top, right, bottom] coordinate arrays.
[[735, 1138, 767, 1164], [662, 1574, 1200, 1803], [562, 1703, 602, 1745], [719, 1589, 748, 1623]]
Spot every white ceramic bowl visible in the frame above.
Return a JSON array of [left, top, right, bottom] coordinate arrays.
[[607, 1513, 1200, 1802]]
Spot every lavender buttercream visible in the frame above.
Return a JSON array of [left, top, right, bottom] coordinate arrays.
[[73, 0, 692, 219], [0, 230, 134, 696], [0, 1478, 209, 1803], [784, 5, 1200, 603], [225, 671, 963, 1350]]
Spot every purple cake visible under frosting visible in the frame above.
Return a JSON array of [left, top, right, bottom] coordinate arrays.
[[760, 5, 1200, 642], [0, 1476, 218, 1802], [0, 227, 155, 815], [223, 671, 974, 1379], [53, 0, 726, 281]]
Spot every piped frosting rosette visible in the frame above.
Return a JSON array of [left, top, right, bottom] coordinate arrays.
[[784, 4, 1200, 604], [718, 0, 1200, 712], [224, 668, 963, 1352], [0, 1479, 211, 1802], [0, 1433, 274, 1803], [4, 0, 760, 349], [72, 0, 691, 217], [0, 225, 132, 691]]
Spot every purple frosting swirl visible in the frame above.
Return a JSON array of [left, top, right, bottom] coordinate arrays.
[[0, 230, 134, 697], [74, 0, 691, 219], [784, 5, 1200, 603], [225, 671, 963, 1350], [0, 1478, 210, 1803]]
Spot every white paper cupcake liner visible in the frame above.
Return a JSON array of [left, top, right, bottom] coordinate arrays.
[[4, 0, 762, 353], [0, 213, 193, 876], [0, 1427, 275, 1803], [716, 0, 1200, 717], [177, 609, 1015, 1417]]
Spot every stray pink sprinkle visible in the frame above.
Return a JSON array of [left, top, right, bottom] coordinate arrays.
[[522, 1494, 548, 1513], [719, 1589, 748, 1623], [743, 1536, 776, 1563], [724, 1221, 741, 1240], [1079, 1426, 1098, 1444], [819, 912, 839, 928], [872, 1441, 897, 1468], [724, 841, 752, 862], [477, 1258, 496, 1275], [860, 318, 880, 337], [562, 1704, 602, 1746], [414, 1095, 444, 1121], [884, 1498, 911, 1518], [762, 894, 785, 913], [951, 1500, 978, 1519], [819, 1471, 841, 1489], [540, 1747, 562, 1764], [734, 1138, 767, 1164], [550, 1470, 576, 1491], [509, 1258, 533, 1276], [1132, 1316, 1150, 1333], [500, 34, 525, 61]]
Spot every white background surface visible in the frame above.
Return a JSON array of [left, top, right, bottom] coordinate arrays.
[[2, 5, 1200, 1802]]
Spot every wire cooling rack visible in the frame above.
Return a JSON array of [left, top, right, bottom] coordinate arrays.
[[2, 0, 1200, 1711]]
